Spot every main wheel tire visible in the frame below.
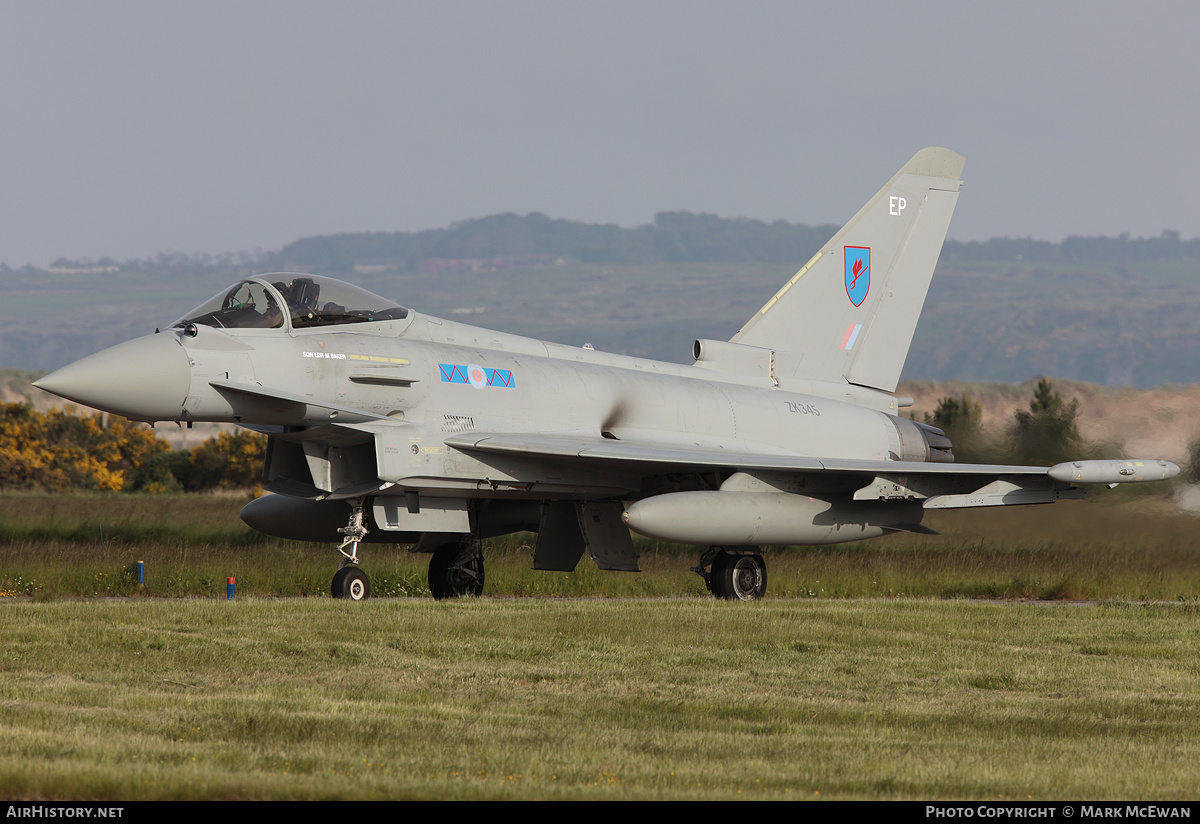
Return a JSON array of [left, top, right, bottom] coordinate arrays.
[[428, 541, 485, 600], [710, 551, 766, 601], [331, 566, 371, 601]]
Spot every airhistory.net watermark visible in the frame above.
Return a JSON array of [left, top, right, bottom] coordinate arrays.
[[6, 808, 123, 819]]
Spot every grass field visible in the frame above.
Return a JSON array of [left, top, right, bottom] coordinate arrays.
[[3, 598, 1200, 800], [2, 491, 1199, 602], [2, 492, 1200, 799]]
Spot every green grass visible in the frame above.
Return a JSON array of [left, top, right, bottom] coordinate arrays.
[[3, 493, 1200, 798], [2, 493, 1199, 601], [2, 598, 1200, 799]]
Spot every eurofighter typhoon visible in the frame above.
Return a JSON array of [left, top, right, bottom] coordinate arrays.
[[34, 149, 1179, 601]]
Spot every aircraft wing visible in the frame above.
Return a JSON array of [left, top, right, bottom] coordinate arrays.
[[445, 431, 1031, 474], [444, 432, 1178, 509]]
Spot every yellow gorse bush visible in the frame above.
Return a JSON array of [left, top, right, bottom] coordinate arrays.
[[0, 403, 265, 492]]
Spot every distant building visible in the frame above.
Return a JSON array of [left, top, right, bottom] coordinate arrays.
[[46, 258, 121, 275], [418, 254, 560, 275]]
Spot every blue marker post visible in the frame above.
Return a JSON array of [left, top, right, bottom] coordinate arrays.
[[226, 577, 235, 600], [137, 560, 144, 586]]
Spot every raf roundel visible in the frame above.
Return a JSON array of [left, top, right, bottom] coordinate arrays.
[[467, 363, 487, 389]]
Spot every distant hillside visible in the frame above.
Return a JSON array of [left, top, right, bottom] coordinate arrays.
[[271, 211, 842, 271], [0, 369, 45, 407], [269, 212, 1200, 273], [7, 215, 1200, 387]]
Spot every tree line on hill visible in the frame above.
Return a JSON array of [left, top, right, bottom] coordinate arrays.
[[18, 213, 1194, 276], [269, 214, 1199, 273]]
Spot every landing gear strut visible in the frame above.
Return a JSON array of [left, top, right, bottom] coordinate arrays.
[[428, 539, 485, 599], [331, 498, 371, 600], [695, 546, 767, 601]]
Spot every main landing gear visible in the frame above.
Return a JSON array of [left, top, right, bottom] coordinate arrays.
[[695, 546, 767, 601], [427, 539, 485, 600]]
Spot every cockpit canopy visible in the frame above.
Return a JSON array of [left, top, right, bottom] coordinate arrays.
[[173, 274, 409, 331]]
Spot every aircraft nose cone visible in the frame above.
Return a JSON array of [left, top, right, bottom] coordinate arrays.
[[33, 333, 191, 422]]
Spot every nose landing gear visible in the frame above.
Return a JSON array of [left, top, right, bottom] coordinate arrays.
[[331, 498, 371, 600]]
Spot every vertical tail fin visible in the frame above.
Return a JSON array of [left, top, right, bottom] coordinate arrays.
[[731, 147, 964, 393]]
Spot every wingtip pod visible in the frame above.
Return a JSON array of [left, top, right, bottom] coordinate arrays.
[[1048, 459, 1180, 484]]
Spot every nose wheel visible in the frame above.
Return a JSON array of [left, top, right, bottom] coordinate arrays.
[[331, 565, 371, 601]]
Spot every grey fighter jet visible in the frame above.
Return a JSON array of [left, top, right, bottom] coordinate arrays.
[[34, 148, 1179, 601]]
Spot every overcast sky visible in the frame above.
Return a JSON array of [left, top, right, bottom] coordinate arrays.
[[3, 1, 1197, 267]]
